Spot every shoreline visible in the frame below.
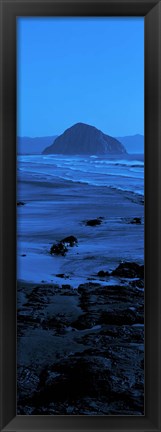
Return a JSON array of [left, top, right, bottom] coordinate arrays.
[[17, 163, 144, 415], [17, 182, 144, 285]]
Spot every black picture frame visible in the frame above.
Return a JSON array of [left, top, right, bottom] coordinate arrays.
[[0, 0, 161, 431]]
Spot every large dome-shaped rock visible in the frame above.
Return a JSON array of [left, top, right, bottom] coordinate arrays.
[[42, 123, 127, 155]]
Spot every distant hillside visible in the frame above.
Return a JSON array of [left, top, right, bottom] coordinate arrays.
[[43, 123, 127, 155], [17, 136, 57, 154], [117, 134, 144, 154]]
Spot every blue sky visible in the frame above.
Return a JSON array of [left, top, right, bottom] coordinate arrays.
[[17, 17, 144, 138]]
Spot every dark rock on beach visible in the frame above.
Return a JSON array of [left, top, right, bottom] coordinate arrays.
[[123, 217, 142, 225], [111, 262, 144, 279], [50, 236, 78, 256], [97, 270, 110, 277], [60, 235, 78, 247], [17, 261, 144, 415], [17, 201, 25, 206], [50, 242, 68, 256], [131, 278, 144, 289], [130, 217, 142, 224], [85, 218, 103, 227]]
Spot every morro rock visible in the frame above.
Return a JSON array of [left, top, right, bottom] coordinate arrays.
[[42, 123, 127, 155]]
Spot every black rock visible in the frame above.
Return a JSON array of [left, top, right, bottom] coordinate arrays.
[[112, 262, 144, 279], [50, 235, 78, 256], [41, 316, 65, 332], [60, 235, 78, 247], [98, 270, 110, 277], [130, 217, 141, 225], [72, 314, 97, 330], [99, 309, 144, 326], [131, 279, 144, 289], [17, 201, 25, 206], [139, 265, 144, 279], [19, 346, 144, 415], [123, 217, 142, 225], [61, 284, 71, 290], [17, 366, 40, 402], [85, 218, 102, 227], [50, 242, 68, 256]]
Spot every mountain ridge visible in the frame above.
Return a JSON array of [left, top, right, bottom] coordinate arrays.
[[17, 130, 144, 155], [17, 136, 57, 155], [117, 134, 144, 154]]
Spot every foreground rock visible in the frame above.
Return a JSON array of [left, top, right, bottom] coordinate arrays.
[[17, 267, 144, 415], [50, 242, 68, 256], [97, 270, 110, 277], [50, 235, 78, 256], [18, 345, 143, 415], [112, 262, 144, 279]]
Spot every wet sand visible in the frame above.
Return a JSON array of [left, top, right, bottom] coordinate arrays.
[[17, 179, 144, 286]]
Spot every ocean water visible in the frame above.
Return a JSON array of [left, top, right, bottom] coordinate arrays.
[[17, 153, 144, 196]]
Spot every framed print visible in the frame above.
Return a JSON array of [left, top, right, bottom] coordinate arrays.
[[16, 14, 145, 418], [1, 0, 161, 431]]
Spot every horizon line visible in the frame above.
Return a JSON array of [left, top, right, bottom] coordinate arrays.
[[17, 132, 144, 139]]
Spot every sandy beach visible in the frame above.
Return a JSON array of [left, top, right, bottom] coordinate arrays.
[[17, 164, 144, 415], [17, 175, 144, 286]]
